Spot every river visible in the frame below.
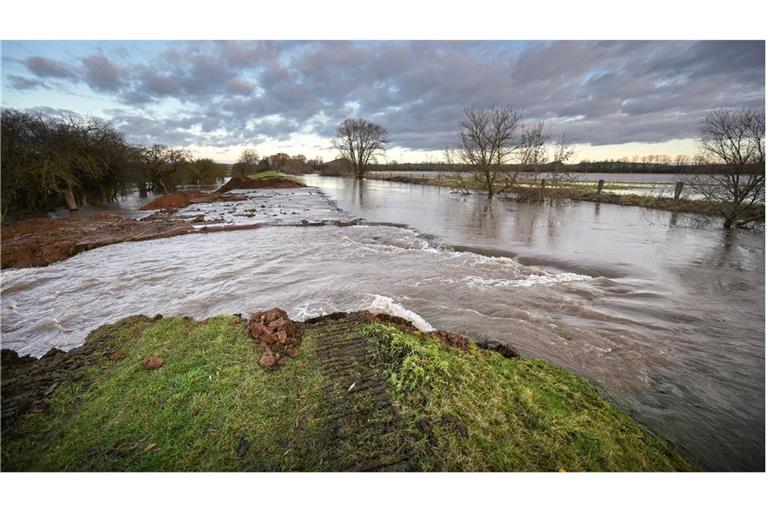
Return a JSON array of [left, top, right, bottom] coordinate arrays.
[[1, 175, 764, 471]]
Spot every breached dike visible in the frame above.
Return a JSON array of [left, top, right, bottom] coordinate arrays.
[[0, 187, 356, 269], [1, 222, 592, 358], [0, 310, 694, 471]]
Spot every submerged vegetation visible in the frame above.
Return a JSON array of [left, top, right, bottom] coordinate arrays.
[[378, 174, 765, 222], [1, 313, 693, 471]]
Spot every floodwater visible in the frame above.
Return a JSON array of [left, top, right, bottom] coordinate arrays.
[[369, 171, 737, 199], [1, 176, 764, 471], [370, 170, 687, 183]]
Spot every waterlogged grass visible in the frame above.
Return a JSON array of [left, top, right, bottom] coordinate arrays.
[[2, 315, 694, 471], [380, 175, 763, 220], [363, 322, 694, 471]]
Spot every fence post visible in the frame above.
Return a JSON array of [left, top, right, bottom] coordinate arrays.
[[674, 181, 684, 201], [597, 179, 604, 195]]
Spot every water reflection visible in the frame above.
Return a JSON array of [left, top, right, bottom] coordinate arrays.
[[303, 175, 764, 471]]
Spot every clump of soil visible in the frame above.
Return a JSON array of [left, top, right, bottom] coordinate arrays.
[[216, 176, 305, 194], [246, 308, 301, 369], [144, 357, 165, 370], [430, 331, 470, 351], [475, 339, 521, 359], [0, 213, 194, 269]]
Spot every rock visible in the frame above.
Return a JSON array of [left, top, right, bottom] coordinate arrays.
[[110, 351, 127, 361], [247, 308, 301, 370], [236, 437, 251, 458], [143, 357, 165, 370]]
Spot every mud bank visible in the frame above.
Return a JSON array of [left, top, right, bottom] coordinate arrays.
[[1, 310, 693, 471], [0, 213, 195, 269], [1, 187, 354, 269]]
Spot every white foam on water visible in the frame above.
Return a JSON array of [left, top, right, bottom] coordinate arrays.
[[363, 294, 435, 332], [465, 272, 590, 289]]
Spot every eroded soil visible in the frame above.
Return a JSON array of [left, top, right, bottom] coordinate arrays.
[[1, 214, 195, 269]]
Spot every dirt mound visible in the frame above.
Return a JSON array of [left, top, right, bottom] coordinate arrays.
[[246, 308, 301, 369], [216, 176, 305, 194], [139, 190, 251, 211], [139, 191, 206, 210]]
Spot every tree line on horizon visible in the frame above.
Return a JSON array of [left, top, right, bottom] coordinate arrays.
[[0, 109, 230, 217], [1, 106, 764, 229]]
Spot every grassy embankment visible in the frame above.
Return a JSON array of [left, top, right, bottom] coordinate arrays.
[[378, 174, 764, 220], [244, 170, 304, 183], [1, 314, 694, 471]]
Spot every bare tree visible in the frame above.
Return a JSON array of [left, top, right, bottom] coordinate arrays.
[[452, 106, 522, 198], [232, 149, 259, 179], [518, 121, 549, 172], [334, 119, 388, 179], [690, 109, 765, 229], [550, 134, 576, 187]]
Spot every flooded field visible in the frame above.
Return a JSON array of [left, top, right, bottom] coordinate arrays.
[[1, 176, 764, 471]]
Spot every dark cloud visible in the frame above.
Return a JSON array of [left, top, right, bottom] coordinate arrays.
[[23, 56, 77, 79], [4, 41, 765, 150], [6, 75, 48, 90], [81, 54, 124, 92]]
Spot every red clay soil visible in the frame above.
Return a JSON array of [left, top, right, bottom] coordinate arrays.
[[139, 191, 206, 210], [246, 308, 301, 369], [0, 213, 195, 269], [216, 176, 305, 194], [139, 190, 249, 210]]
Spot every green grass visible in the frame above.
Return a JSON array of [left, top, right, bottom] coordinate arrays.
[[363, 322, 694, 471], [244, 170, 304, 183], [2, 316, 328, 471], [1, 315, 694, 471], [245, 170, 282, 179]]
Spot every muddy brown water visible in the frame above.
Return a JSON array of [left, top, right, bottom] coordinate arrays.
[[1, 176, 764, 471]]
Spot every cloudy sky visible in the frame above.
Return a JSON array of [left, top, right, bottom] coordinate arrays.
[[1, 40, 764, 163]]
